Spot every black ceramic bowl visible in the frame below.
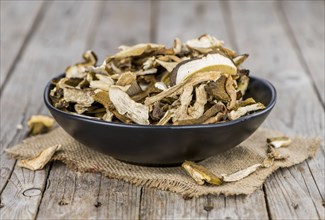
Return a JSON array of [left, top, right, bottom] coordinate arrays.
[[44, 74, 276, 166]]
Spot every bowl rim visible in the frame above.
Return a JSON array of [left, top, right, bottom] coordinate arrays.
[[44, 73, 276, 130]]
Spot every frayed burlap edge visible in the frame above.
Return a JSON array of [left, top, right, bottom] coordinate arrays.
[[6, 127, 322, 198]]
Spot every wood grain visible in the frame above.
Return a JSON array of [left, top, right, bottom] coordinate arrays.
[[280, 0, 325, 104], [0, 1, 100, 219], [0, 1, 44, 88], [36, 162, 142, 219], [228, 1, 324, 219], [138, 1, 269, 219], [0, 1, 324, 219], [35, 1, 152, 219]]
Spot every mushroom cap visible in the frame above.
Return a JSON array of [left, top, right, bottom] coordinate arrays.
[[171, 54, 237, 85]]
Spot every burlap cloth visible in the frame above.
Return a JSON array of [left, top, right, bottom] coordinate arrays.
[[6, 127, 321, 198]]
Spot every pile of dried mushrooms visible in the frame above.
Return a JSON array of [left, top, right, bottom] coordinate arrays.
[[50, 34, 265, 125]]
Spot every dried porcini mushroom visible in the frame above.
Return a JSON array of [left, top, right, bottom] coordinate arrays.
[[171, 53, 236, 85], [182, 161, 223, 186], [50, 34, 266, 125], [221, 164, 262, 182], [18, 145, 61, 170], [65, 50, 97, 78], [183, 135, 293, 186], [267, 136, 292, 148], [27, 115, 55, 135], [109, 87, 149, 125]]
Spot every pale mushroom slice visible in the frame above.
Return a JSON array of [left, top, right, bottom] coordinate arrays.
[[188, 84, 208, 119], [237, 74, 250, 97], [172, 85, 194, 122], [221, 164, 262, 182], [116, 71, 137, 86], [225, 75, 237, 110], [233, 54, 249, 67], [182, 161, 223, 186], [63, 87, 94, 107], [172, 53, 237, 85], [109, 87, 149, 125], [173, 37, 182, 54], [267, 136, 292, 148], [65, 50, 97, 78], [186, 34, 224, 53], [27, 115, 55, 135], [174, 102, 226, 125], [89, 74, 114, 91], [157, 109, 174, 125], [18, 145, 61, 170], [113, 43, 166, 59], [145, 71, 222, 106], [228, 103, 265, 120], [155, 59, 178, 73]]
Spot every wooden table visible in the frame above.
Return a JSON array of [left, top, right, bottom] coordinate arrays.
[[1, 1, 324, 219]]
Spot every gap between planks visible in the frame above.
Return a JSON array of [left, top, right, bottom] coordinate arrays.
[[0, 1, 47, 95]]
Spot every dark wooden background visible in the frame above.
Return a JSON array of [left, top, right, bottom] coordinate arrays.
[[1, 1, 324, 219]]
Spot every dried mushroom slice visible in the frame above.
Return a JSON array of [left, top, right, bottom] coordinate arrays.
[[102, 110, 114, 122], [157, 110, 174, 125], [237, 74, 250, 96], [116, 71, 137, 86], [171, 53, 236, 85], [155, 59, 178, 73], [225, 75, 237, 110], [188, 84, 207, 119], [186, 34, 224, 53], [228, 103, 265, 120], [233, 54, 249, 67], [63, 87, 94, 107], [221, 163, 262, 182], [51, 34, 268, 125], [182, 161, 223, 186], [92, 90, 112, 109], [175, 102, 226, 125], [173, 85, 193, 122], [205, 75, 230, 102], [18, 145, 61, 170], [65, 50, 97, 78], [203, 112, 226, 124], [109, 87, 149, 125], [145, 71, 222, 106], [113, 43, 165, 59], [27, 115, 55, 135], [267, 136, 292, 148]]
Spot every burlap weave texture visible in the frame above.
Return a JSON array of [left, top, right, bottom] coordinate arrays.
[[6, 127, 320, 197]]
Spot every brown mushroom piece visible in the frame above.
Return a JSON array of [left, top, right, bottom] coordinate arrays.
[[27, 115, 55, 135], [267, 136, 292, 148], [233, 54, 249, 67], [205, 75, 230, 102], [182, 161, 223, 186], [65, 50, 97, 78], [170, 53, 236, 85]]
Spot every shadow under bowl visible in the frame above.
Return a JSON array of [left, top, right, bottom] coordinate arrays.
[[44, 74, 276, 166]]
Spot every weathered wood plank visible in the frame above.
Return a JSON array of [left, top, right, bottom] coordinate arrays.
[[36, 1, 152, 219], [0, 2, 100, 219], [37, 162, 142, 219], [0, 1, 44, 88], [139, 1, 270, 220], [280, 0, 325, 104], [228, 1, 324, 219], [140, 188, 268, 220]]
